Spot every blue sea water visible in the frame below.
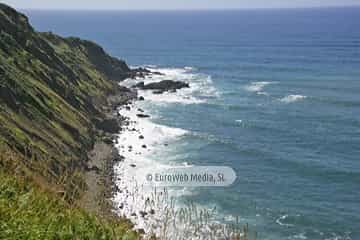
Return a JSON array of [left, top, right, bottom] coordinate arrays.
[[26, 7, 360, 240]]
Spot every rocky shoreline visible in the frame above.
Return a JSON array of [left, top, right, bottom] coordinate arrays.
[[82, 68, 191, 223]]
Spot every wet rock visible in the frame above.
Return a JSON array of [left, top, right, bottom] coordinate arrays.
[[113, 185, 120, 192], [142, 145, 147, 149], [133, 82, 145, 88], [152, 71, 164, 75], [113, 155, 125, 162], [139, 211, 148, 218], [138, 96, 145, 101], [133, 80, 189, 93], [125, 106, 131, 110], [138, 108, 144, 112], [152, 90, 164, 94], [139, 135, 144, 139], [137, 114, 150, 118], [144, 80, 189, 91]]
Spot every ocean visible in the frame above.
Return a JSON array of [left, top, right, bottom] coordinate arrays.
[[26, 7, 360, 240]]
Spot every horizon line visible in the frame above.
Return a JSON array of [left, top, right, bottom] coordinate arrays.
[[20, 5, 360, 12]]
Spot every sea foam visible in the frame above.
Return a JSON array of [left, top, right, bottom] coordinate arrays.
[[244, 81, 275, 93], [280, 94, 307, 103], [122, 66, 219, 105]]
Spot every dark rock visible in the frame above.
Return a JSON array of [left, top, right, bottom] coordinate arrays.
[[133, 80, 189, 93], [139, 211, 148, 218], [137, 114, 150, 118], [133, 82, 144, 88], [130, 164, 136, 168], [149, 209, 155, 215], [113, 185, 120, 192], [138, 229, 145, 235], [125, 106, 131, 110], [138, 96, 145, 101], [94, 118, 120, 133], [142, 145, 147, 149], [138, 108, 144, 112], [143, 80, 189, 91], [103, 137, 113, 145], [113, 155, 125, 162], [152, 71, 164, 75], [131, 213, 137, 217], [152, 90, 164, 94], [139, 135, 144, 139]]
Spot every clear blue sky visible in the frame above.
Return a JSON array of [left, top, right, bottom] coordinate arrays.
[[2, 0, 360, 10]]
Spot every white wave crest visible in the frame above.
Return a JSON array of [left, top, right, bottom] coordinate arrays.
[[280, 94, 307, 103], [276, 215, 295, 227], [113, 104, 189, 234], [244, 81, 274, 93], [123, 66, 219, 105]]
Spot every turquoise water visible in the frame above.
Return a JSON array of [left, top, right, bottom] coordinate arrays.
[[27, 7, 360, 239]]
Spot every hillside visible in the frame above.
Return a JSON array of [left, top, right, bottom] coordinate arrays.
[[0, 3, 140, 239]]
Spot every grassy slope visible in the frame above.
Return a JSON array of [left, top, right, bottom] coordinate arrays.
[[0, 3, 127, 195], [0, 169, 138, 240], [0, 4, 139, 239]]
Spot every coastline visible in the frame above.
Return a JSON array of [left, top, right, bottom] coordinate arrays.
[[107, 66, 248, 239], [80, 87, 137, 217]]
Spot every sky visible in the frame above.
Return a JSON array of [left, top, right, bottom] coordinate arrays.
[[1, 0, 360, 10]]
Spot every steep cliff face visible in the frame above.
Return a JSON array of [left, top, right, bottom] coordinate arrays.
[[0, 3, 131, 197]]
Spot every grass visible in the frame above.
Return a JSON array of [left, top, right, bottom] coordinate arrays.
[[0, 170, 139, 240]]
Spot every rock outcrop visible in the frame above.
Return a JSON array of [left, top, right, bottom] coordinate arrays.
[[133, 80, 190, 94]]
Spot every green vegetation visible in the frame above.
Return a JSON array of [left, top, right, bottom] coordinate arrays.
[[0, 3, 140, 239], [0, 3, 128, 196], [0, 170, 139, 240]]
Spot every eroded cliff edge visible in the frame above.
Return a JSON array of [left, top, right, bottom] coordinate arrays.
[[0, 3, 135, 213]]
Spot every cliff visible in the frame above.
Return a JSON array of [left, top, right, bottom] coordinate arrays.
[[0, 4, 140, 239]]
